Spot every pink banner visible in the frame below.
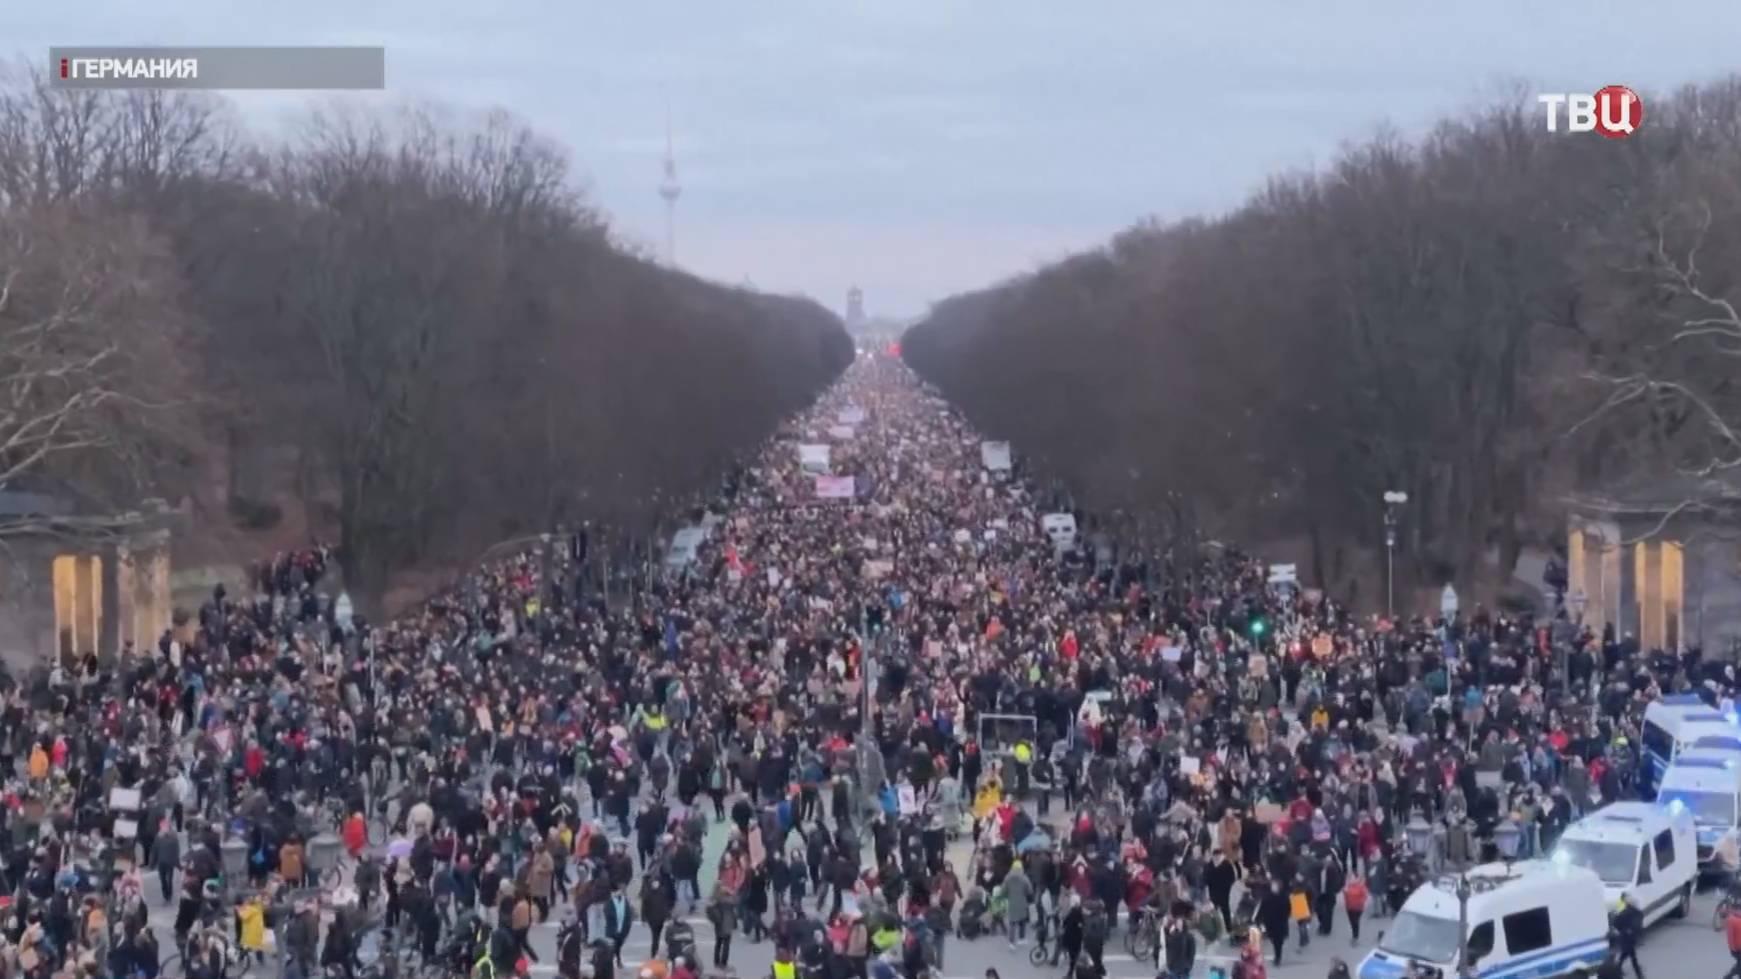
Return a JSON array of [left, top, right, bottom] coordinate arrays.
[[814, 475, 855, 499]]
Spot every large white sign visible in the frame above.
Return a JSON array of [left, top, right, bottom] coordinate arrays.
[[666, 526, 708, 569], [1040, 512, 1077, 552], [980, 441, 1012, 472], [828, 425, 856, 440], [838, 407, 866, 425], [797, 443, 830, 473], [814, 475, 856, 499]]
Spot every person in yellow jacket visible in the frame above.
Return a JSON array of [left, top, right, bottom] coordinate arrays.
[[27, 743, 48, 781], [1288, 881, 1312, 951], [237, 893, 268, 962], [971, 773, 1003, 821]]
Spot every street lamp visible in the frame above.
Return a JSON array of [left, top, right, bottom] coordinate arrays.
[[1405, 811, 1434, 859], [220, 835, 249, 897], [1455, 873, 1474, 979], [1494, 819, 1522, 861], [308, 832, 343, 882], [1383, 491, 1408, 617]]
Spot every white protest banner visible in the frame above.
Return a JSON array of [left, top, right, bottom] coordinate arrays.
[[839, 407, 866, 425], [1040, 513, 1078, 551], [1180, 756, 1201, 777], [665, 526, 708, 570], [898, 785, 919, 815], [864, 559, 894, 579], [814, 475, 856, 499], [980, 440, 1012, 472], [827, 425, 855, 440], [1161, 646, 1182, 663], [797, 443, 830, 473]]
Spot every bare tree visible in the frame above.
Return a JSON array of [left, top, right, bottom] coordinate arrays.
[[0, 201, 188, 536]]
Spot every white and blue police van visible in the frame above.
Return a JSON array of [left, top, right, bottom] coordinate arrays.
[[1549, 801, 1697, 925], [1657, 747, 1741, 872], [1358, 861, 1608, 979], [1639, 693, 1740, 797]]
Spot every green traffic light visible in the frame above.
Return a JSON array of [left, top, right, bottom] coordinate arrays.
[[1250, 620, 1266, 636]]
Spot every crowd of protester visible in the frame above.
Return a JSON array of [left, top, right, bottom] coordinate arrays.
[[0, 356, 1727, 979]]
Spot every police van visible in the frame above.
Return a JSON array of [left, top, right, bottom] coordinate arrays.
[[1357, 860, 1608, 979], [1639, 693, 1741, 796], [1550, 801, 1697, 925], [1657, 747, 1741, 872]]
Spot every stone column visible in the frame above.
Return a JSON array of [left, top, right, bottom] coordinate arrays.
[[1618, 538, 1640, 640], [100, 546, 120, 658], [145, 532, 173, 644], [115, 544, 136, 650], [70, 555, 95, 660], [1640, 541, 1663, 650]]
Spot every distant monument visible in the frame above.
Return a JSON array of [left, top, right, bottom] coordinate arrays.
[[846, 286, 865, 330], [658, 103, 681, 267]]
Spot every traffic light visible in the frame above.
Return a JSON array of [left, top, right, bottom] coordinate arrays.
[[1249, 617, 1267, 639]]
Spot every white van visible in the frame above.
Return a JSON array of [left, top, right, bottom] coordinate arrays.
[[1658, 748, 1741, 871], [1550, 801, 1697, 924], [1357, 860, 1608, 979], [1639, 693, 1740, 795]]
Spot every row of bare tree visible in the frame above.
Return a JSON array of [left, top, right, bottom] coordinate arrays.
[[905, 76, 1741, 597], [0, 66, 852, 605]]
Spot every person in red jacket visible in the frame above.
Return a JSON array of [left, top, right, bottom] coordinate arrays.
[[1343, 873, 1368, 945], [342, 811, 367, 858], [1123, 861, 1154, 916], [1725, 902, 1741, 979]]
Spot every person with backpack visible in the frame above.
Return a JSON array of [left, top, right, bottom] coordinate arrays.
[[1343, 872, 1369, 945], [1082, 898, 1109, 977], [1163, 909, 1197, 979]]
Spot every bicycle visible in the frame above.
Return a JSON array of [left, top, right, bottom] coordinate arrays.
[[1126, 907, 1162, 960], [1028, 932, 1057, 966], [163, 929, 253, 979], [1715, 890, 1739, 931]]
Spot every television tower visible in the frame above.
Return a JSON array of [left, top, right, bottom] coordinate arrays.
[[658, 103, 681, 267]]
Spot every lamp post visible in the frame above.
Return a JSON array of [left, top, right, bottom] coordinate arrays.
[[1406, 812, 1434, 860], [308, 832, 342, 884], [1455, 872, 1474, 979], [1383, 491, 1408, 618], [1494, 819, 1522, 862], [220, 835, 249, 899]]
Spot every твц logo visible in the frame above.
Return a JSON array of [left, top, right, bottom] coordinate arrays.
[[1538, 85, 1643, 138]]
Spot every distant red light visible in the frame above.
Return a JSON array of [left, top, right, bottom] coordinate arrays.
[[886, 342, 901, 357]]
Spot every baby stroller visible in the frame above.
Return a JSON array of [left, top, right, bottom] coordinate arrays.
[[664, 920, 697, 965], [1232, 889, 1257, 934], [956, 888, 990, 939]]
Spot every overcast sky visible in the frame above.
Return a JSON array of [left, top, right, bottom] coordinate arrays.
[[14, 2, 1741, 319]]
